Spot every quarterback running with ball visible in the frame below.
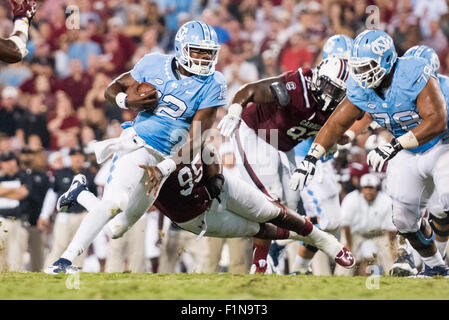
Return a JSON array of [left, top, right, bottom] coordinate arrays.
[[45, 21, 227, 274], [291, 30, 449, 277]]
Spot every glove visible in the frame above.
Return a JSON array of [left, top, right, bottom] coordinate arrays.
[[289, 155, 318, 191], [367, 138, 403, 172], [217, 114, 240, 137], [9, 0, 37, 21], [205, 174, 225, 203]]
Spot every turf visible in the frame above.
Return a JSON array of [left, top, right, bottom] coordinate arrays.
[[0, 272, 448, 300]]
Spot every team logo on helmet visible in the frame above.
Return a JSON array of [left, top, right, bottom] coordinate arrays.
[[175, 26, 189, 42], [371, 36, 393, 56]]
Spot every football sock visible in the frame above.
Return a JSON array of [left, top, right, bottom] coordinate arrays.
[[421, 251, 445, 268], [61, 199, 116, 262], [435, 240, 448, 259], [77, 190, 100, 212]]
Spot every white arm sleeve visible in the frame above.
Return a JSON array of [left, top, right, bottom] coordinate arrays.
[[39, 188, 58, 220]]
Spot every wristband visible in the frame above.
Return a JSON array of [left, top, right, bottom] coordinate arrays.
[[8, 35, 28, 58], [228, 103, 243, 118], [308, 143, 326, 160], [13, 18, 29, 35], [156, 158, 177, 177], [344, 130, 355, 142], [397, 131, 419, 149], [115, 92, 128, 109]]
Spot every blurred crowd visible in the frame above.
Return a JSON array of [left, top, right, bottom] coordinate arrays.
[[1, 0, 449, 274]]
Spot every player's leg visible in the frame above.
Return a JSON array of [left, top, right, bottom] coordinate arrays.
[[227, 238, 253, 274], [221, 173, 355, 268], [428, 147, 449, 260], [126, 215, 147, 273], [105, 233, 127, 272], [205, 238, 225, 273], [232, 121, 284, 199], [292, 158, 342, 274], [387, 150, 447, 276], [45, 145, 160, 274], [232, 122, 286, 272], [158, 223, 182, 273]]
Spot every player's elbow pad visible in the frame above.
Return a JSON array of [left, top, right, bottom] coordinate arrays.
[[270, 82, 291, 107]]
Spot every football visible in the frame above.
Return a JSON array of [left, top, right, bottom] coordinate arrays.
[[136, 82, 157, 96], [126, 82, 159, 112]]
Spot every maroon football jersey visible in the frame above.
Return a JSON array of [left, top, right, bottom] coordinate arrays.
[[154, 154, 212, 223], [241, 68, 332, 152]]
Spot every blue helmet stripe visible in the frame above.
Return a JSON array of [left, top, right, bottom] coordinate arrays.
[[196, 21, 205, 40], [199, 21, 210, 41]]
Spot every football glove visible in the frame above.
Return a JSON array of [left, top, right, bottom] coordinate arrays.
[[289, 155, 318, 191], [205, 173, 225, 203], [217, 114, 240, 138], [367, 138, 403, 172]]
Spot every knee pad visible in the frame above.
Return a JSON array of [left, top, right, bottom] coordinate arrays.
[[429, 212, 449, 237]]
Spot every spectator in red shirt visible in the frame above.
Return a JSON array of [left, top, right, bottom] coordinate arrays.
[[47, 92, 80, 151], [55, 59, 93, 110], [93, 33, 128, 77], [280, 32, 315, 72]]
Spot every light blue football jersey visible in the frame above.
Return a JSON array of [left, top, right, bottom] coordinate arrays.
[[438, 74, 449, 129], [123, 53, 227, 155], [347, 56, 442, 153]]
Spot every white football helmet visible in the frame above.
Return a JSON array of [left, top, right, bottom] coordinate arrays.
[[311, 56, 349, 111]]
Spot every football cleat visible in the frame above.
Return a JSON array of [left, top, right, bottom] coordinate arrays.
[[56, 174, 88, 212], [44, 258, 80, 275], [415, 264, 449, 278], [389, 248, 418, 277], [250, 259, 268, 274], [334, 247, 356, 269]]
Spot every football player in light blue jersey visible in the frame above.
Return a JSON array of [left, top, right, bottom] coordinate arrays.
[[292, 30, 449, 277], [291, 34, 353, 275], [45, 21, 227, 274], [386, 45, 449, 275]]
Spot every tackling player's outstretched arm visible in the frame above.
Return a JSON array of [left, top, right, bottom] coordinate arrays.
[[312, 97, 364, 151], [232, 76, 283, 106], [143, 107, 218, 193], [289, 97, 363, 191], [105, 72, 159, 111]]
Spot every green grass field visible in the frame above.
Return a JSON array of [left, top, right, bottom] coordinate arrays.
[[0, 272, 449, 300]]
